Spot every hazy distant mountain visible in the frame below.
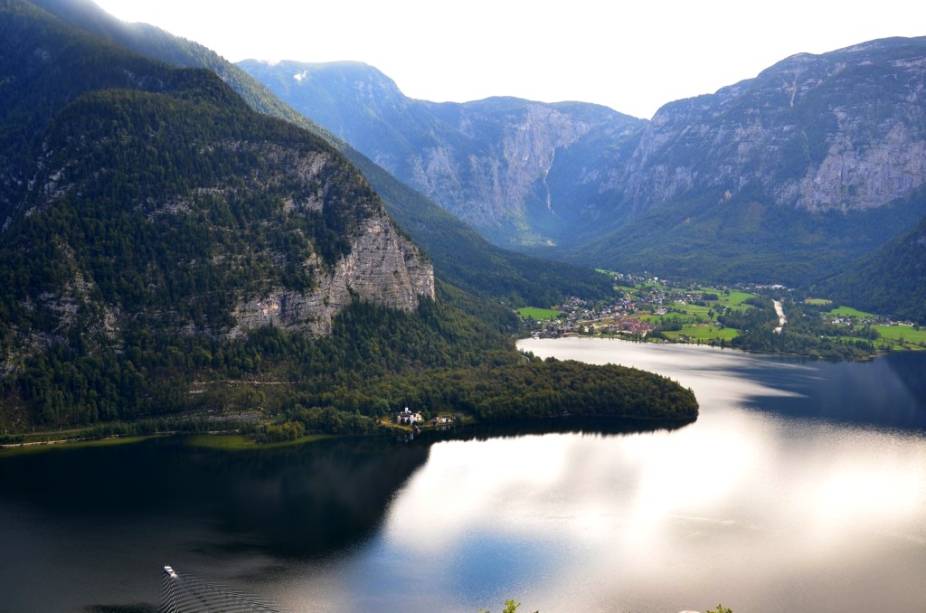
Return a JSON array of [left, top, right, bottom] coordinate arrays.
[[242, 39, 926, 285], [569, 37, 926, 283], [237, 59, 644, 247], [27, 0, 612, 306]]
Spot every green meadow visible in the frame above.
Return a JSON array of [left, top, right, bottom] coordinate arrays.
[[516, 306, 561, 320], [663, 324, 740, 342], [829, 306, 877, 319], [874, 325, 926, 345]]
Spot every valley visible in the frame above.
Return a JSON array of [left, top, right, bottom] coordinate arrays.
[[241, 40, 926, 294], [518, 272, 926, 359], [0, 0, 925, 611]]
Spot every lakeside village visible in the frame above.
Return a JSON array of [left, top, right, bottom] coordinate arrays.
[[519, 271, 925, 349], [523, 272, 754, 340]]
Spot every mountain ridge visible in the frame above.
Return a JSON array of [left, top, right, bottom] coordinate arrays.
[[239, 57, 645, 246], [27, 0, 613, 306], [242, 37, 926, 286]]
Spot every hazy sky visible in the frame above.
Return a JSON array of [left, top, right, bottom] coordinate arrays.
[[94, 0, 924, 118]]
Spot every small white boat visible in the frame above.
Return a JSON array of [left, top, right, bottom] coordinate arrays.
[[163, 565, 178, 579]]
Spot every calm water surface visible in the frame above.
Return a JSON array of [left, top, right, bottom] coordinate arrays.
[[1, 339, 925, 612]]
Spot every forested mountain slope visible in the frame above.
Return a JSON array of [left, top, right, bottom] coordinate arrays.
[[0, 0, 433, 425], [0, 1, 693, 436], [819, 215, 926, 323], [31, 0, 613, 305]]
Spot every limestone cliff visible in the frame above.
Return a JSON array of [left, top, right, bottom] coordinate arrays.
[[229, 212, 434, 337], [610, 37, 926, 216], [0, 5, 436, 382], [240, 38, 926, 283], [236, 60, 644, 246]]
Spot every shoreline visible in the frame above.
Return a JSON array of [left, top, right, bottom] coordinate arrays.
[[0, 410, 697, 459], [524, 331, 911, 362]]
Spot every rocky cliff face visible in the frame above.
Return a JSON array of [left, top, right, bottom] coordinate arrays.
[[21, 132, 435, 343], [241, 38, 926, 283], [0, 2, 435, 373], [609, 37, 926, 217], [237, 60, 644, 246], [230, 212, 433, 337]]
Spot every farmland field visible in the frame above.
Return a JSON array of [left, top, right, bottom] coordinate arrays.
[[829, 306, 877, 319], [874, 325, 926, 345], [663, 324, 740, 342], [516, 306, 561, 320]]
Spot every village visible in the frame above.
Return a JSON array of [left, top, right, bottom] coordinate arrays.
[[524, 273, 733, 340], [520, 271, 926, 353]]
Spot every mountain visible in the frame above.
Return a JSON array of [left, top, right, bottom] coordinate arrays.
[[241, 40, 926, 286], [568, 37, 926, 283], [27, 0, 321, 134], [0, 0, 462, 424], [237, 59, 645, 247], [29, 0, 613, 306], [819, 215, 926, 323], [1, 0, 695, 435]]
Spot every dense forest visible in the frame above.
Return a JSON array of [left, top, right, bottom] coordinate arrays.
[[818, 214, 926, 324], [725, 298, 878, 360]]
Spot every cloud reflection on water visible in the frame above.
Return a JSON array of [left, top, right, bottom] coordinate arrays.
[[313, 339, 926, 612]]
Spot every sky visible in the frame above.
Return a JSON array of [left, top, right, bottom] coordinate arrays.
[[94, 0, 925, 119]]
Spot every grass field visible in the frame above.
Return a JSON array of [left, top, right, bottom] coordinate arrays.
[[874, 325, 926, 344], [829, 306, 877, 319], [663, 324, 740, 342], [804, 298, 833, 305], [517, 306, 561, 320], [702, 288, 756, 311]]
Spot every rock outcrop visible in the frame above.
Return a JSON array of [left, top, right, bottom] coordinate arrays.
[[609, 38, 926, 216], [230, 213, 433, 337], [237, 59, 644, 246]]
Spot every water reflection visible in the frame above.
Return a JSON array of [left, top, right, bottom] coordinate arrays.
[[1, 339, 925, 612], [0, 439, 430, 611], [519, 338, 926, 431]]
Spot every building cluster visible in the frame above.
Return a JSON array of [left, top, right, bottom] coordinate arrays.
[[395, 407, 456, 428], [395, 407, 423, 425], [525, 274, 759, 340]]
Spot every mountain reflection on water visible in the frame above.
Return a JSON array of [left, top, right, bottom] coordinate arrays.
[[0, 338, 925, 612]]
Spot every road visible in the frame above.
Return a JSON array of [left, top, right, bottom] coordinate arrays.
[[773, 300, 787, 334]]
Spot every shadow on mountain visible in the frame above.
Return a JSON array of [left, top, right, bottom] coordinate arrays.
[[731, 351, 926, 432]]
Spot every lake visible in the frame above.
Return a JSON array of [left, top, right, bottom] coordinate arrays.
[[1, 338, 925, 612]]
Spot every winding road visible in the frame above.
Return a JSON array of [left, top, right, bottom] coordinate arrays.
[[773, 300, 787, 334]]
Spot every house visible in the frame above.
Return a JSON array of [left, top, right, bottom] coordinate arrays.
[[396, 407, 423, 425]]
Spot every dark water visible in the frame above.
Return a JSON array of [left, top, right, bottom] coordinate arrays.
[[1, 340, 925, 613]]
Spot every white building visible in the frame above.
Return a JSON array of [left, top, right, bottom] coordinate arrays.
[[396, 407, 423, 425]]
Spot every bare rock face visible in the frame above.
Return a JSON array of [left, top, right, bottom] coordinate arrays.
[[236, 60, 644, 246], [240, 38, 926, 259], [16, 119, 435, 346], [229, 213, 434, 337], [610, 38, 926, 216]]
